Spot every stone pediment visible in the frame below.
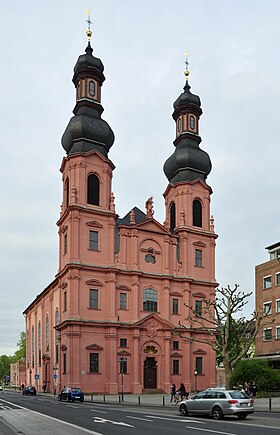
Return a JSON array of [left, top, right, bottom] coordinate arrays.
[[193, 348, 207, 355], [86, 221, 103, 228], [193, 241, 207, 247], [135, 218, 168, 233], [171, 352, 183, 358], [86, 279, 103, 287], [192, 292, 206, 298], [134, 313, 174, 332], [86, 343, 104, 350], [117, 350, 131, 356]]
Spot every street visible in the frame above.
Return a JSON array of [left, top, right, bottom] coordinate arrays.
[[1, 390, 280, 434]]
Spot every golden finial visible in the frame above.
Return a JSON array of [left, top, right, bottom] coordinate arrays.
[[184, 50, 190, 81], [86, 9, 93, 42]]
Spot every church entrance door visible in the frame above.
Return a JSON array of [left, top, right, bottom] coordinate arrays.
[[144, 357, 157, 389]]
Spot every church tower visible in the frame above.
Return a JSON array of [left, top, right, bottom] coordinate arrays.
[[163, 56, 216, 282]]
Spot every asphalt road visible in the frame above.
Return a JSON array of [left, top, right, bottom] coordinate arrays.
[[1, 390, 280, 434]]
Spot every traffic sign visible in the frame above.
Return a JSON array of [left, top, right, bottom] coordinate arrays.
[[54, 374, 58, 379], [35, 374, 40, 380]]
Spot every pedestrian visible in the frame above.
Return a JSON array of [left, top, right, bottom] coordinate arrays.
[[170, 383, 176, 402], [251, 382, 257, 397], [177, 383, 187, 399], [43, 383, 46, 393]]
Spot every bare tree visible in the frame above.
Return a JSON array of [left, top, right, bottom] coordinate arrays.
[[178, 284, 274, 388]]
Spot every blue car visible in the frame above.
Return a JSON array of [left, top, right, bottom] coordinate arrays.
[[58, 387, 84, 403]]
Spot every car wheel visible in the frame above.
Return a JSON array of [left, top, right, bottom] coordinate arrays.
[[59, 396, 61, 401], [179, 404, 189, 416], [72, 398, 74, 402], [237, 413, 247, 419], [80, 399, 84, 403], [67, 396, 71, 402], [212, 406, 223, 420]]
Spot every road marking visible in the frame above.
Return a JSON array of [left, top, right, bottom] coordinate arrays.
[[186, 427, 237, 435], [89, 409, 107, 413], [127, 416, 153, 422], [93, 416, 134, 427], [146, 415, 205, 424]]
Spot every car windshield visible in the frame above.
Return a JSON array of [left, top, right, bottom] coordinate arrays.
[[72, 388, 81, 392], [229, 391, 247, 399]]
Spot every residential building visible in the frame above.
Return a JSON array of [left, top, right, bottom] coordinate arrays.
[[255, 242, 280, 368]]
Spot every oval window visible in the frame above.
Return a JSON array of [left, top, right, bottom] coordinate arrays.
[[190, 115, 195, 130], [177, 117, 182, 133], [89, 81, 95, 97]]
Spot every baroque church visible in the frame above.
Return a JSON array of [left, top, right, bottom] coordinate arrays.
[[24, 25, 218, 394]]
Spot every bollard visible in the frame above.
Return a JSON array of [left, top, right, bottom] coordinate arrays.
[[163, 396, 165, 406], [138, 395, 140, 405], [103, 394, 105, 403], [269, 397, 272, 411], [119, 394, 121, 403], [91, 393, 93, 402]]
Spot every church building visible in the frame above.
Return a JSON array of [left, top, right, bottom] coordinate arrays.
[[24, 25, 218, 394]]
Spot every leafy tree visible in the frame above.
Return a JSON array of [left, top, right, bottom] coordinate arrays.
[[178, 284, 274, 388], [13, 331, 26, 360], [231, 359, 280, 392], [0, 355, 12, 382]]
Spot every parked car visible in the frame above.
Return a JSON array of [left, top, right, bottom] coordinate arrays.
[[22, 386, 37, 396], [58, 387, 84, 403], [179, 389, 254, 420]]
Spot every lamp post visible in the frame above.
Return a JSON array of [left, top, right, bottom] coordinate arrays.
[[118, 356, 126, 402], [53, 366, 58, 396], [194, 370, 198, 392]]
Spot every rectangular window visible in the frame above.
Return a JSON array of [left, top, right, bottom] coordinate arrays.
[[89, 289, 98, 309], [64, 234, 67, 254], [195, 300, 202, 317], [276, 327, 280, 340], [63, 353, 67, 374], [89, 230, 98, 251], [195, 356, 203, 374], [173, 341, 179, 350], [120, 338, 127, 348], [119, 357, 127, 374], [276, 299, 280, 313], [90, 353, 99, 373], [120, 293, 127, 310], [172, 359, 179, 375], [263, 328, 272, 341], [263, 302, 272, 315], [172, 298, 179, 315], [263, 276, 272, 289], [63, 291, 67, 312], [195, 249, 202, 267], [276, 273, 280, 286]]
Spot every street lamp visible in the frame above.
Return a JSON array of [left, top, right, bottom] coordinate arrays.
[[194, 370, 198, 392], [53, 366, 58, 396], [118, 356, 126, 402]]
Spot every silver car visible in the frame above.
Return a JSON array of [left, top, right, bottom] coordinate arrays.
[[179, 389, 254, 420]]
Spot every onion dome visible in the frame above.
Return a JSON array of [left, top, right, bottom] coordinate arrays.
[[61, 17, 114, 157], [163, 55, 211, 184]]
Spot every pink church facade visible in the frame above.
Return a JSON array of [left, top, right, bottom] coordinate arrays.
[[24, 34, 218, 395]]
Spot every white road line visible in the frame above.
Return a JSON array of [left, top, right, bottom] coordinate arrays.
[[146, 415, 205, 423], [89, 409, 107, 413], [186, 427, 237, 435], [127, 416, 153, 422]]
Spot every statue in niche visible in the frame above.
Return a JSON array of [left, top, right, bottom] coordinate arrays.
[[145, 196, 154, 218]]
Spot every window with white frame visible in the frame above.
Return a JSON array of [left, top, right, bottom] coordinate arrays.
[[263, 301, 272, 315], [263, 276, 272, 289], [263, 328, 272, 341], [276, 272, 280, 286], [276, 299, 280, 313], [276, 326, 280, 340]]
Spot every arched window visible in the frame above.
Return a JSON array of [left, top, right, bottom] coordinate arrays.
[[190, 115, 195, 130], [89, 80, 95, 97], [46, 315, 49, 352], [65, 178, 69, 208], [193, 199, 202, 227], [31, 326, 35, 368], [143, 288, 158, 312], [170, 202, 176, 232], [38, 321, 41, 365], [87, 174, 100, 206], [55, 309, 59, 364]]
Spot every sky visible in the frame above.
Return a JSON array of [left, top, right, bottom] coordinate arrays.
[[1, 0, 280, 356]]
